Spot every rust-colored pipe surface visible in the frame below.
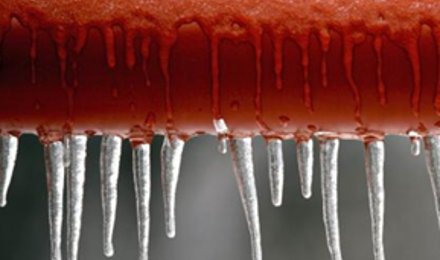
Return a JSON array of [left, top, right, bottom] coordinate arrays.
[[1, 0, 440, 140]]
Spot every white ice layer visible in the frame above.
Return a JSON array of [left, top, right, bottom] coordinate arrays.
[[267, 139, 284, 207], [133, 143, 152, 260], [0, 134, 18, 207], [297, 139, 314, 199], [100, 135, 122, 257], [365, 140, 386, 260], [320, 138, 342, 260], [44, 141, 65, 260], [161, 135, 185, 238], [229, 137, 262, 260], [66, 135, 88, 260]]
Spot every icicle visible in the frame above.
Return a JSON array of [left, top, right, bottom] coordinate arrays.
[[320, 138, 342, 260], [267, 138, 284, 207], [100, 135, 122, 257], [0, 134, 18, 207], [297, 138, 314, 199], [365, 140, 386, 260], [161, 135, 185, 238], [424, 135, 440, 231], [213, 118, 229, 154], [408, 131, 421, 156], [133, 143, 151, 260], [229, 137, 262, 260], [64, 135, 71, 168], [44, 141, 65, 260], [66, 135, 88, 260]]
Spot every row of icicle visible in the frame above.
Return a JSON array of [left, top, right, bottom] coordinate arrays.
[[0, 128, 438, 260]]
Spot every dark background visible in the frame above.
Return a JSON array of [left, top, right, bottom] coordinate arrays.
[[0, 134, 439, 260]]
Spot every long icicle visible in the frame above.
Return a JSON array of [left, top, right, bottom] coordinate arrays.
[[267, 138, 284, 207], [133, 143, 152, 260], [100, 135, 122, 257], [320, 138, 343, 260], [424, 135, 440, 231], [0, 134, 18, 207], [229, 137, 262, 260], [161, 135, 185, 238], [365, 140, 386, 260], [66, 135, 88, 260], [44, 141, 65, 260], [297, 139, 314, 199]]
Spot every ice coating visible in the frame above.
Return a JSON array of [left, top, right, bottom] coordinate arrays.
[[100, 135, 122, 257], [133, 143, 152, 260], [229, 137, 262, 260], [0, 134, 18, 207], [320, 138, 342, 260], [161, 135, 185, 238], [66, 135, 88, 260], [44, 141, 65, 260], [267, 138, 284, 207], [365, 140, 386, 260]]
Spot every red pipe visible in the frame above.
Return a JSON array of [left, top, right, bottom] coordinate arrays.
[[1, 0, 440, 140]]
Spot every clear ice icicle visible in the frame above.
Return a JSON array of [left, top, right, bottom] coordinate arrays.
[[267, 139, 284, 207], [133, 143, 151, 260], [320, 138, 343, 260], [100, 135, 122, 257], [229, 137, 262, 260], [297, 139, 314, 199], [161, 135, 185, 238], [213, 118, 229, 154], [0, 134, 18, 207], [66, 135, 88, 260], [408, 131, 421, 156], [365, 140, 386, 260], [44, 141, 65, 260], [424, 135, 440, 231]]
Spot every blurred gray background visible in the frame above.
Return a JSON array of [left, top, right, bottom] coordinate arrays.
[[0, 134, 439, 260]]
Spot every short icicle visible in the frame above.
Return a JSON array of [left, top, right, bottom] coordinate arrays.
[[229, 137, 262, 260], [408, 131, 421, 156], [66, 135, 88, 260], [133, 143, 152, 260], [161, 135, 185, 238], [297, 138, 314, 199], [267, 138, 284, 207], [320, 138, 343, 260], [100, 135, 123, 257], [213, 118, 229, 154], [0, 134, 18, 207], [424, 135, 440, 231], [365, 140, 386, 260], [44, 141, 65, 260]]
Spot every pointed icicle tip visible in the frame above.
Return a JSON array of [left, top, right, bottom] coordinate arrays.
[[0, 134, 19, 207], [100, 135, 123, 257], [424, 135, 440, 232], [161, 135, 185, 239], [66, 135, 88, 260], [365, 140, 386, 260], [267, 138, 284, 207], [44, 141, 65, 260], [320, 138, 343, 260], [229, 137, 263, 260], [297, 139, 314, 199], [133, 143, 152, 260]]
